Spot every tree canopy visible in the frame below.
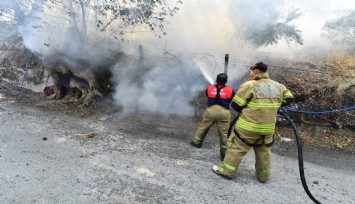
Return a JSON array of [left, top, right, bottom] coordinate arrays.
[[244, 8, 304, 48], [229, 1, 304, 48], [0, 0, 183, 45], [322, 9, 355, 51]]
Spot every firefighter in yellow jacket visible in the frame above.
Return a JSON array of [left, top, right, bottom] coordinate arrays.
[[190, 73, 236, 160], [212, 62, 293, 182]]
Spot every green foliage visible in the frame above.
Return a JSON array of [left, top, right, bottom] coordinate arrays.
[[0, 0, 183, 41], [233, 5, 304, 48], [335, 143, 343, 149], [246, 21, 303, 48], [94, 0, 182, 38]]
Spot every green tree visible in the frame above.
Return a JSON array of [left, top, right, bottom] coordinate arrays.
[[1, 0, 182, 44], [230, 1, 303, 48], [245, 8, 303, 48]]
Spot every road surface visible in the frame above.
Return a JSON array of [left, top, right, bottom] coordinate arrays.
[[0, 93, 354, 204]]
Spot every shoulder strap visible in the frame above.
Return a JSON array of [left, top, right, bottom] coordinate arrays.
[[215, 85, 221, 105]]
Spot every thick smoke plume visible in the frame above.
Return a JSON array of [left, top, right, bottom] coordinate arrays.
[[1, 0, 354, 116], [111, 55, 207, 116], [6, 0, 212, 116]]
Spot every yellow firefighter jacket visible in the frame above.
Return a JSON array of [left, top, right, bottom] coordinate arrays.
[[233, 73, 293, 133]]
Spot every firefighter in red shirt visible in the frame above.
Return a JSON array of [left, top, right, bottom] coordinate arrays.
[[190, 73, 236, 160]]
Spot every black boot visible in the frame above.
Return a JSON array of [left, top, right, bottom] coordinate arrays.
[[190, 141, 202, 148]]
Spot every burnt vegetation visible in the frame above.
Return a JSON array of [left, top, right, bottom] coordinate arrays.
[[42, 52, 117, 105], [1, 41, 354, 152], [0, 1, 354, 152]]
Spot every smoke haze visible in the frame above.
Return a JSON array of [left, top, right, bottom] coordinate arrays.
[[2, 0, 354, 115], [111, 55, 207, 116]]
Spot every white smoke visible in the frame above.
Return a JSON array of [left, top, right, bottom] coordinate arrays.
[[16, 0, 121, 62], [111, 55, 207, 116], [3, 0, 355, 116]]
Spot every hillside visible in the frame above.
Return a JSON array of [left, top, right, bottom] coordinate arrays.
[[1, 44, 354, 152]]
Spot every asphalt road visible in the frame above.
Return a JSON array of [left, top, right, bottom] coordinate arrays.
[[0, 93, 354, 204]]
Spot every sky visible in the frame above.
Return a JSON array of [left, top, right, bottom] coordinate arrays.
[[15, 0, 355, 66], [130, 0, 355, 57], [115, 0, 355, 94]]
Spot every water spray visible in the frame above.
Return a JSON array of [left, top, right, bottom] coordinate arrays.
[[198, 63, 214, 85], [193, 55, 218, 85]]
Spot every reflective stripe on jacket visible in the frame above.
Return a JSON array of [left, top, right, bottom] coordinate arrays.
[[233, 73, 293, 133]]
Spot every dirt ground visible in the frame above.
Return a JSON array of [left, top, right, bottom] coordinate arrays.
[[0, 90, 354, 204]]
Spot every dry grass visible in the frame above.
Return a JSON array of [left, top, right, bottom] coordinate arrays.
[[276, 126, 354, 153]]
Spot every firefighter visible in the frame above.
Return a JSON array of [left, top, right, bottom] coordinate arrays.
[[190, 73, 236, 160], [212, 62, 294, 182]]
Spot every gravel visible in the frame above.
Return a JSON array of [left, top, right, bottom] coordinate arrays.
[[0, 92, 354, 204]]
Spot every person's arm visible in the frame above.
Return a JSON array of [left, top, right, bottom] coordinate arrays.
[[281, 88, 294, 106], [282, 98, 294, 106], [230, 83, 251, 112], [231, 101, 244, 112]]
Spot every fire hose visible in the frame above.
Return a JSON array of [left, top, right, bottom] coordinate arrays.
[[277, 110, 321, 204], [278, 105, 355, 203], [228, 111, 321, 204]]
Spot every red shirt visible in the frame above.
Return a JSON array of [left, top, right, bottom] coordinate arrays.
[[206, 85, 235, 109]]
